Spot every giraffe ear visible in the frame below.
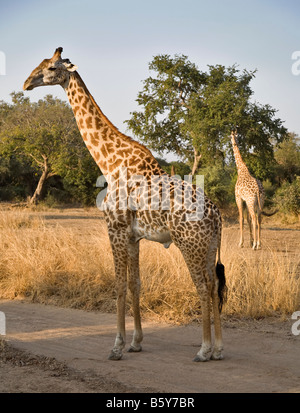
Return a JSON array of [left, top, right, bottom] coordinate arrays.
[[66, 63, 78, 72], [63, 61, 78, 72]]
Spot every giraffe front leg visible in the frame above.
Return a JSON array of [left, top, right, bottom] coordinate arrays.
[[108, 276, 127, 360], [246, 210, 254, 248], [108, 232, 128, 361], [127, 241, 143, 353]]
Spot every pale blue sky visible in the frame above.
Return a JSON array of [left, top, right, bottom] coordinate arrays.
[[0, 0, 299, 152]]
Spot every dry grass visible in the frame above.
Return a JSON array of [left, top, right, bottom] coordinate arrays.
[[0, 208, 299, 323]]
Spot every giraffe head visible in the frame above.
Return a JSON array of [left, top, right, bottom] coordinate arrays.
[[23, 47, 77, 91]]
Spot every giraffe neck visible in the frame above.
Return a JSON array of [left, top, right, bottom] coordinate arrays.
[[231, 136, 250, 176], [64, 72, 163, 179]]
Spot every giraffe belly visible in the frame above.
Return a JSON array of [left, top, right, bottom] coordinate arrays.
[[131, 218, 172, 248]]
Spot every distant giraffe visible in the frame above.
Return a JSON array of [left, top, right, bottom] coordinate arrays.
[[230, 131, 265, 250], [23, 47, 227, 362]]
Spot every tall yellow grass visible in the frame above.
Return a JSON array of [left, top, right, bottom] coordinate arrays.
[[0, 209, 299, 322]]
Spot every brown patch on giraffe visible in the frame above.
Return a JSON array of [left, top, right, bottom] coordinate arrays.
[[116, 148, 132, 158], [109, 158, 122, 172], [106, 142, 114, 154], [116, 150, 125, 158], [88, 104, 95, 115], [129, 158, 140, 167], [78, 118, 84, 129], [101, 145, 109, 158], [86, 116, 93, 129], [73, 106, 80, 115], [82, 97, 89, 110], [81, 109, 87, 117], [110, 155, 116, 163], [82, 132, 88, 141], [90, 132, 100, 146], [95, 117, 103, 130], [99, 160, 107, 171]]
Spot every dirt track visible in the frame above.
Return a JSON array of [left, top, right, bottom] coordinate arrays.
[[0, 300, 299, 393]]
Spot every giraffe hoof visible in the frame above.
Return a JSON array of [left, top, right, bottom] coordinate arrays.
[[210, 352, 224, 360], [128, 345, 142, 353], [108, 349, 123, 360], [193, 354, 210, 362]]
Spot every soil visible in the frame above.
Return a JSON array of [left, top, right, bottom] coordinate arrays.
[[0, 300, 299, 393]]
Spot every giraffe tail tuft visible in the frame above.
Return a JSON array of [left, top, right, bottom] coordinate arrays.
[[262, 209, 279, 217], [216, 263, 227, 313]]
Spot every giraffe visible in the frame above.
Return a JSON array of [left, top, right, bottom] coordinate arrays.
[[230, 131, 265, 250], [23, 47, 227, 362]]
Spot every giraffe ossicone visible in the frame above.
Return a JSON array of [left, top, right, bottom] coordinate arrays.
[[24, 47, 227, 362]]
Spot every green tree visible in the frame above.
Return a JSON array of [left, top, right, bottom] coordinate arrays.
[[274, 177, 300, 219], [0, 93, 100, 205], [126, 55, 287, 177], [273, 133, 300, 183]]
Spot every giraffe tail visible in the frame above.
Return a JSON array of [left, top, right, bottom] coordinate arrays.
[[257, 187, 262, 212], [216, 262, 227, 313], [262, 209, 279, 217], [215, 216, 227, 312]]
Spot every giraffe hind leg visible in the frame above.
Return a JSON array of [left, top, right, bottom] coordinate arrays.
[[246, 209, 254, 248], [236, 196, 244, 248], [211, 263, 226, 360]]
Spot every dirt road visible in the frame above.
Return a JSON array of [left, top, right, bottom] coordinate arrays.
[[0, 299, 299, 393]]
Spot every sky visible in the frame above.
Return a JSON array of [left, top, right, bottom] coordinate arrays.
[[0, 0, 299, 160]]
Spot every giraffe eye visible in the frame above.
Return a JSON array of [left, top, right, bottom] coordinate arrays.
[[48, 67, 56, 71]]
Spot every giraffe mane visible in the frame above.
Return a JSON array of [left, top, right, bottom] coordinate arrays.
[[73, 71, 155, 159]]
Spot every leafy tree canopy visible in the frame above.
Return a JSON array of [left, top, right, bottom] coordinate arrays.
[[126, 54, 288, 178], [0, 92, 100, 204]]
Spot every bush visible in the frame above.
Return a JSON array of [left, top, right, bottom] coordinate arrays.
[[198, 163, 234, 208], [274, 177, 300, 218]]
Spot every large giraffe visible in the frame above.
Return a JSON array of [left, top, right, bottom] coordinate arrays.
[[230, 131, 265, 250], [23, 48, 227, 362]]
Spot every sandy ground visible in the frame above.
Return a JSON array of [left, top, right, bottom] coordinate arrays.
[[0, 300, 299, 393]]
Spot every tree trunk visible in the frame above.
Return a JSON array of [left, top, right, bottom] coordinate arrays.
[[190, 147, 202, 177], [29, 156, 51, 205]]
